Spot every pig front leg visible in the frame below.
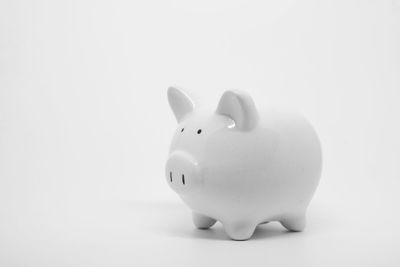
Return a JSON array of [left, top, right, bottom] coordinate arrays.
[[280, 213, 306, 232], [223, 221, 257, 241], [192, 212, 216, 229]]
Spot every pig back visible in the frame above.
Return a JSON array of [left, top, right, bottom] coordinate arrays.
[[197, 109, 322, 218]]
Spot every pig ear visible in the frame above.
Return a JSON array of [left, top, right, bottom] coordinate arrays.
[[216, 90, 259, 131], [168, 86, 194, 122]]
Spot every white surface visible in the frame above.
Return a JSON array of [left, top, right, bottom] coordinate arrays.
[[0, 199, 399, 266], [1, 0, 400, 266]]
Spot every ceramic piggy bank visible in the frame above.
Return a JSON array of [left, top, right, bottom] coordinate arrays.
[[165, 87, 322, 240]]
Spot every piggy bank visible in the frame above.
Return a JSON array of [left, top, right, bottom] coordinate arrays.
[[165, 86, 322, 240]]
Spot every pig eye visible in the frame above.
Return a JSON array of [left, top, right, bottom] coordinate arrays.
[[197, 129, 202, 134], [181, 128, 184, 132]]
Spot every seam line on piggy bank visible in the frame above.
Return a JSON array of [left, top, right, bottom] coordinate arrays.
[[165, 86, 322, 240]]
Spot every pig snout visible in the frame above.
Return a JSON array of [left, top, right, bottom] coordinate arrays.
[[166, 151, 201, 192]]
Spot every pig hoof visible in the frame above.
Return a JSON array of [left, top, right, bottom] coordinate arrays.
[[224, 222, 257, 241], [192, 213, 216, 229], [280, 214, 306, 232]]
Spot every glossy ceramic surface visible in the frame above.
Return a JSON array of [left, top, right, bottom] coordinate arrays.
[[166, 86, 322, 240]]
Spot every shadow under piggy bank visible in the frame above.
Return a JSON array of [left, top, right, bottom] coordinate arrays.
[[188, 222, 294, 241]]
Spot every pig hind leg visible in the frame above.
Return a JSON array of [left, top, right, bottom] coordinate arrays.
[[192, 212, 216, 229], [280, 213, 306, 232]]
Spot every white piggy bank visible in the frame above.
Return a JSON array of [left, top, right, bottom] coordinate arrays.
[[165, 87, 322, 240]]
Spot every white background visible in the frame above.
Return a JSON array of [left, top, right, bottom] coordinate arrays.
[[1, 0, 400, 266]]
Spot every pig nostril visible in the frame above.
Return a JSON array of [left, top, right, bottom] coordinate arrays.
[[182, 174, 185, 185], [170, 171, 173, 182]]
